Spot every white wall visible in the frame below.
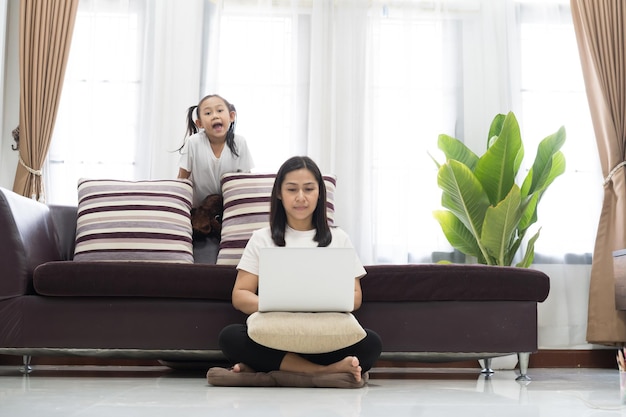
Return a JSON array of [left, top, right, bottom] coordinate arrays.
[[0, 0, 18, 191]]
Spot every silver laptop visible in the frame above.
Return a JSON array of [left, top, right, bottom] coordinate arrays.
[[258, 247, 357, 312]]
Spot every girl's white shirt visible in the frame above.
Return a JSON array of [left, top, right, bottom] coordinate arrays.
[[178, 130, 254, 207], [237, 226, 366, 279]]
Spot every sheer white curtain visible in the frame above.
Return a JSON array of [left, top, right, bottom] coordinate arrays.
[[46, 0, 203, 204], [44, 0, 600, 348], [137, 0, 205, 180], [517, 2, 601, 263], [206, 0, 473, 263], [202, 0, 599, 349], [307, 1, 373, 261], [515, 2, 600, 349], [201, 1, 311, 172], [366, 2, 475, 264], [48, 0, 599, 268]]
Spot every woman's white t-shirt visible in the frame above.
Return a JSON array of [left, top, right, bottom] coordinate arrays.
[[178, 131, 254, 207], [237, 226, 366, 279]]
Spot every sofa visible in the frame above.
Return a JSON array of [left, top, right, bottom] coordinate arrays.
[[0, 183, 550, 380]]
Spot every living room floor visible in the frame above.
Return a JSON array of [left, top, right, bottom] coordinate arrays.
[[0, 365, 621, 416]]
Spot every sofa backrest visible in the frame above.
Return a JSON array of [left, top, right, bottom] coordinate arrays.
[[49, 205, 78, 261], [0, 187, 62, 297]]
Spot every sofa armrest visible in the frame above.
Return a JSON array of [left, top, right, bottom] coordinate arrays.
[[0, 187, 62, 298]]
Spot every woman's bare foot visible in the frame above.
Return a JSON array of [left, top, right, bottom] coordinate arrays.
[[326, 356, 362, 382], [231, 363, 255, 373], [280, 354, 363, 382]]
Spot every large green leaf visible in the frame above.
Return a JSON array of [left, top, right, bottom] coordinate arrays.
[[487, 113, 506, 147], [481, 185, 522, 266], [519, 137, 565, 232], [530, 154, 565, 196], [505, 233, 524, 266], [521, 126, 566, 197], [475, 112, 524, 206], [432, 112, 566, 267], [518, 193, 539, 232], [516, 229, 540, 268], [438, 160, 491, 242], [437, 134, 479, 170], [433, 210, 482, 258]]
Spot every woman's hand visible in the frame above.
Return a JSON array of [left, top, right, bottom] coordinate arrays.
[[232, 269, 260, 315]]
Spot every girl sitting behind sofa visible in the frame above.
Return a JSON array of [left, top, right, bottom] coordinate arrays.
[[177, 94, 254, 207], [218, 156, 382, 383]]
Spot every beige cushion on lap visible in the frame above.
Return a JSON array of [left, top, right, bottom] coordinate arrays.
[[246, 312, 366, 354], [206, 367, 368, 388]]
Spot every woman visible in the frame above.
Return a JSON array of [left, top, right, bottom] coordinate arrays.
[[218, 156, 382, 383]]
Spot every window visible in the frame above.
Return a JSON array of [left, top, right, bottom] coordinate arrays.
[[206, 8, 309, 172], [368, 14, 461, 263], [46, 0, 145, 205], [47, 0, 601, 265], [207, 3, 463, 264], [518, 3, 600, 261]]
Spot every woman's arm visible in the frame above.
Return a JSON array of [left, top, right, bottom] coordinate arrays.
[[232, 269, 260, 315], [353, 278, 363, 311]]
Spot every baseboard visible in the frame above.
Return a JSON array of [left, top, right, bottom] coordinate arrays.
[[377, 349, 618, 369], [0, 355, 162, 367], [0, 349, 618, 369], [529, 348, 617, 369]]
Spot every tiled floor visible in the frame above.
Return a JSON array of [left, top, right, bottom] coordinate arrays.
[[0, 365, 623, 416]]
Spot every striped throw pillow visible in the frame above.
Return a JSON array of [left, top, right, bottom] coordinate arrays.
[[216, 173, 336, 265], [73, 179, 194, 263]]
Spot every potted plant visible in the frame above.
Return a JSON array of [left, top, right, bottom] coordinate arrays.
[[431, 111, 566, 267]]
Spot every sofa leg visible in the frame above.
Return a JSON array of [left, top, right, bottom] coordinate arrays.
[[515, 352, 531, 382], [480, 357, 494, 375], [20, 355, 32, 374]]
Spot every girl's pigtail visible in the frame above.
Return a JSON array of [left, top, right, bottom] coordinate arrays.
[[177, 105, 200, 153], [186, 105, 199, 137], [226, 103, 240, 157]]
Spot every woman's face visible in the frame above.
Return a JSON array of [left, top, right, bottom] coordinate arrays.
[[279, 168, 319, 231]]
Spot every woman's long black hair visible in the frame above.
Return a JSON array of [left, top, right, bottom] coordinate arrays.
[[178, 94, 239, 156], [270, 156, 332, 247]]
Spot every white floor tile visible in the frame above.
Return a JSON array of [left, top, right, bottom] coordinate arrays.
[[0, 366, 622, 416]]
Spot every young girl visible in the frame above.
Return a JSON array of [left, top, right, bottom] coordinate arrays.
[[178, 94, 254, 207], [218, 156, 382, 383]]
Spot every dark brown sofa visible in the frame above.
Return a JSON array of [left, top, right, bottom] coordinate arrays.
[[0, 187, 549, 380]]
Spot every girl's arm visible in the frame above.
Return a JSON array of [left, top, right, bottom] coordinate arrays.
[[177, 168, 191, 179], [232, 269, 260, 315], [353, 278, 363, 311]]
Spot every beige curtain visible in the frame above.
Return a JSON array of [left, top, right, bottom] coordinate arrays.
[[571, 0, 626, 344], [12, 0, 78, 201]]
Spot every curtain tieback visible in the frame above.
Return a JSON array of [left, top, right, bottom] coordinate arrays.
[[18, 155, 42, 176], [604, 161, 626, 186], [18, 155, 45, 202]]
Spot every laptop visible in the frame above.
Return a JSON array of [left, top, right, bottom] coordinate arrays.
[[257, 247, 358, 312]]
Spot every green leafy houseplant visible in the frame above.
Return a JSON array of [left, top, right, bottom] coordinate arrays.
[[431, 111, 566, 267]]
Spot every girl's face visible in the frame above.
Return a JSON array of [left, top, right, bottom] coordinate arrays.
[[279, 168, 319, 231], [195, 96, 235, 141]]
